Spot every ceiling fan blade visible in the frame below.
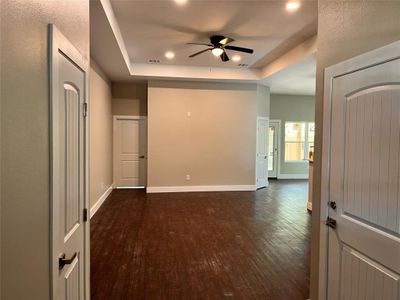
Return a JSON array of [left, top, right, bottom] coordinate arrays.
[[224, 45, 254, 54], [187, 42, 213, 46], [221, 50, 229, 62], [189, 48, 212, 58]]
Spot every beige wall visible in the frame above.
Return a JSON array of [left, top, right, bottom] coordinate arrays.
[[148, 81, 258, 188], [0, 0, 89, 299], [256, 84, 270, 117], [270, 94, 315, 176], [89, 62, 113, 209], [112, 82, 148, 116], [310, 2, 400, 299]]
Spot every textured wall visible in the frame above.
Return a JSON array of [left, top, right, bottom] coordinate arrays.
[[310, 1, 400, 299], [147, 81, 258, 188], [89, 64, 113, 209], [112, 82, 148, 116], [256, 84, 270, 117], [0, 0, 89, 298]]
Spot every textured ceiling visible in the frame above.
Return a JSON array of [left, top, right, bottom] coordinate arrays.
[[110, 0, 317, 68]]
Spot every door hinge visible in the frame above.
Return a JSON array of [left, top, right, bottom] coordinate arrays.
[[83, 103, 88, 118], [324, 217, 336, 229], [83, 208, 88, 222]]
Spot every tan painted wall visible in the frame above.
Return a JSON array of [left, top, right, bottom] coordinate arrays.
[[148, 81, 258, 187], [0, 0, 89, 299], [256, 84, 270, 117], [89, 62, 113, 209], [112, 82, 148, 116], [270, 94, 315, 176], [310, 2, 400, 299]]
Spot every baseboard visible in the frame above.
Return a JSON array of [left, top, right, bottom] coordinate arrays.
[[90, 185, 113, 218], [278, 174, 309, 179], [146, 185, 256, 193]]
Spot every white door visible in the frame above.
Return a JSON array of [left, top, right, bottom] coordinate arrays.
[[50, 26, 88, 300], [268, 120, 280, 178], [114, 117, 146, 188], [256, 117, 269, 189], [324, 42, 400, 299]]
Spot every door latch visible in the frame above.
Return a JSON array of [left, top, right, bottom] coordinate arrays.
[[324, 217, 337, 229]]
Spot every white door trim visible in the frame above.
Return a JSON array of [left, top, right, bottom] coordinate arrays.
[[49, 24, 90, 300], [113, 115, 147, 188], [319, 39, 400, 300], [269, 119, 281, 178], [256, 116, 269, 189]]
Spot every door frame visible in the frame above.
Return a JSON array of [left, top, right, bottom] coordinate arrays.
[[318, 39, 400, 299], [256, 116, 269, 189], [268, 119, 281, 178], [113, 115, 147, 189], [49, 24, 90, 299]]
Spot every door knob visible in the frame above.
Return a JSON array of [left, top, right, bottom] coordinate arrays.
[[59, 252, 77, 269]]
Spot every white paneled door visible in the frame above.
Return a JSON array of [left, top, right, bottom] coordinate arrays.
[[50, 25, 89, 300], [324, 41, 400, 300], [114, 117, 147, 188], [256, 117, 269, 189]]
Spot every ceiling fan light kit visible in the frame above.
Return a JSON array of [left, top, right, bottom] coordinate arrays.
[[211, 48, 224, 56], [188, 35, 254, 62]]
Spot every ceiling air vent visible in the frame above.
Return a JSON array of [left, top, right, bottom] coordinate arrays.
[[238, 63, 248, 67], [148, 59, 161, 63]]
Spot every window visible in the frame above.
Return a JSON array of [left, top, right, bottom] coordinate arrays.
[[284, 122, 315, 161]]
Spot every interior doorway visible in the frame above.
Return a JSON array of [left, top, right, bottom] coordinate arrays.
[[113, 116, 147, 188], [268, 120, 280, 178]]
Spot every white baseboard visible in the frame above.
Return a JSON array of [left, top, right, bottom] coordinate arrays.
[[90, 185, 113, 218], [146, 185, 256, 193], [278, 173, 309, 179]]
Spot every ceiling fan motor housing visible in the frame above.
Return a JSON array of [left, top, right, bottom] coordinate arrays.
[[210, 35, 227, 46]]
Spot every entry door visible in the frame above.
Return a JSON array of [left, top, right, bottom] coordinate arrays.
[[268, 120, 280, 178], [50, 26, 88, 300], [114, 117, 146, 187], [326, 43, 400, 299], [256, 117, 269, 189]]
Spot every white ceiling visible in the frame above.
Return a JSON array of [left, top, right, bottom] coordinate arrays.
[[110, 0, 317, 68], [91, 0, 317, 95], [263, 55, 316, 95]]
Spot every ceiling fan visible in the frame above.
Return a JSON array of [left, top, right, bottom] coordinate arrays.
[[188, 35, 254, 62]]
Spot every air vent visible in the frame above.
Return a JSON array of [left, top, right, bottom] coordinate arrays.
[[148, 59, 161, 63], [238, 63, 248, 67]]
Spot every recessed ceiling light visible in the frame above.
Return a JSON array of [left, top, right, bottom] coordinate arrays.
[[232, 55, 241, 62], [212, 48, 224, 57], [174, 0, 188, 5], [286, 1, 300, 11], [165, 51, 175, 59]]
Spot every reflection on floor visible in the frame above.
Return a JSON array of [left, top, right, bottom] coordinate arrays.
[[90, 180, 311, 300]]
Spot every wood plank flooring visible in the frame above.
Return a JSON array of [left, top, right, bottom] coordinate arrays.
[[90, 180, 311, 300]]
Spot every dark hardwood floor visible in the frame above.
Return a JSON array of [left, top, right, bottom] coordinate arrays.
[[90, 180, 311, 300]]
